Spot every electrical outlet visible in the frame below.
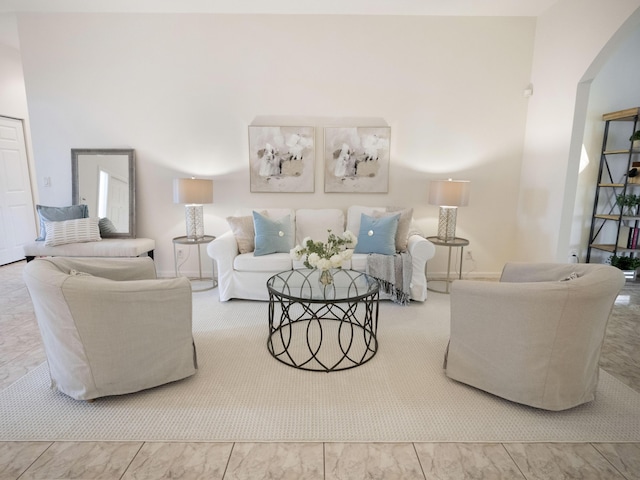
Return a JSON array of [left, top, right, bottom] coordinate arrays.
[[177, 248, 185, 259], [465, 250, 474, 261]]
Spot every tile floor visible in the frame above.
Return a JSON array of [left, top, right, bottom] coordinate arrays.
[[1, 260, 639, 480]]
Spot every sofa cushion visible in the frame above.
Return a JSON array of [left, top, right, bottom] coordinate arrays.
[[36, 204, 89, 241], [253, 211, 294, 256], [349, 254, 367, 272], [234, 252, 293, 272], [295, 209, 345, 244], [354, 213, 399, 255], [44, 217, 101, 247]]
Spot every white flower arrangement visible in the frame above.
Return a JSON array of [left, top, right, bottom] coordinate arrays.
[[290, 230, 357, 271]]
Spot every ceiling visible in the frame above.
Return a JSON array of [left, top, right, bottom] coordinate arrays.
[[0, 0, 560, 49], [0, 0, 560, 16]]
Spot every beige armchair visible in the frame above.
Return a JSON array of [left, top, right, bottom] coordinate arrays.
[[23, 256, 197, 401], [444, 262, 625, 411]]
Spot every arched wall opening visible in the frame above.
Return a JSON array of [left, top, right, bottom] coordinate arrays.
[[566, 9, 640, 264]]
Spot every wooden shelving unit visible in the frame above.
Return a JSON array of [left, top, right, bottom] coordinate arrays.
[[586, 108, 640, 263]]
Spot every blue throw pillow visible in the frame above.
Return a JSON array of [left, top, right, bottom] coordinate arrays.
[[253, 211, 293, 256], [354, 213, 400, 255], [36, 204, 89, 241]]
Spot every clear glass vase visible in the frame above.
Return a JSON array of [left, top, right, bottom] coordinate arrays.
[[318, 269, 334, 287]]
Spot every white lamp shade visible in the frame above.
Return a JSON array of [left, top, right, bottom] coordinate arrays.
[[429, 179, 470, 207], [173, 178, 213, 205]]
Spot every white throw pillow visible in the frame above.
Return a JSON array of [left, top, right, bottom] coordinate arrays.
[[44, 217, 101, 247]]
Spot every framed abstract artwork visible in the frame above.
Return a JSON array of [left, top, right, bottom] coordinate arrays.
[[324, 126, 390, 193], [248, 126, 315, 193]]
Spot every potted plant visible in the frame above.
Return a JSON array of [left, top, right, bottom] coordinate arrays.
[[609, 254, 640, 281], [290, 230, 357, 287], [616, 193, 639, 216], [631, 131, 640, 149]]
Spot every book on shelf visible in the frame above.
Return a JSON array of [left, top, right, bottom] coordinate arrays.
[[618, 226, 639, 249]]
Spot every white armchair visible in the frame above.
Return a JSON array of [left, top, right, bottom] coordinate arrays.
[[23, 257, 197, 401], [444, 262, 625, 411]]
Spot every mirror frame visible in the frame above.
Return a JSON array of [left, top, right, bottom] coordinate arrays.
[[71, 148, 136, 238]]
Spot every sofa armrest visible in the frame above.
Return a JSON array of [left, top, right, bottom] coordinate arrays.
[[406, 234, 436, 302], [407, 234, 435, 263], [39, 257, 157, 281], [207, 231, 240, 300], [64, 276, 193, 315], [501, 262, 571, 283], [500, 262, 607, 283], [450, 279, 570, 328], [207, 231, 239, 267]]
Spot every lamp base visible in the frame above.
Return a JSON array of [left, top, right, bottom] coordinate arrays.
[[437, 206, 457, 242], [185, 204, 204, 240]]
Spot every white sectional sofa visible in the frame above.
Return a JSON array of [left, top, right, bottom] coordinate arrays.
[[207, 206, 435, 302]]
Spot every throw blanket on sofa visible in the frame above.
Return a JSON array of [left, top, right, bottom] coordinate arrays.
[[366, 252, 412, 305]]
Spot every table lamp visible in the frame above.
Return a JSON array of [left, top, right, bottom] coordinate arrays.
[[429, 179, 470, 241], [173, 178, 213, 240]]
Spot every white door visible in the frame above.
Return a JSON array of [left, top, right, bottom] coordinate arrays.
[[0, 116, 37, 265], [98, 168, 129, 232], [106, 174, 129, 232]]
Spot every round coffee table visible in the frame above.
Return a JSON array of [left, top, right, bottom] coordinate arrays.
[[266, 269, 380, 372]]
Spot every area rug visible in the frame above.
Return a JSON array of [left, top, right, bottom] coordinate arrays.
[[1, 292, 640, 443]]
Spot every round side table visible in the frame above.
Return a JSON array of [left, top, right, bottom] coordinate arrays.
[[172, 235, 217, 292], [426, 236, 469, 294]]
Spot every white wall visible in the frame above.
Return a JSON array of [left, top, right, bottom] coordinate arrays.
[[0, 14, 29, 138], [0, 45, 27, 118], [516, 0, 640, 263], [17, 14, 535, 277], [0, 13, 38, 234]]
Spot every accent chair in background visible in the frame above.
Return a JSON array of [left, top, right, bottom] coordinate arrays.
[[444, 262, 625, 411], [23, 256, 197, 401]]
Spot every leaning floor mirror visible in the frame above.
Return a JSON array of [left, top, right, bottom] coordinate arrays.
[[71, 148, 136, 238]]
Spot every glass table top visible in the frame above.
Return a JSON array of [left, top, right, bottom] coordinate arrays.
[[267, 269, 379, 302]]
